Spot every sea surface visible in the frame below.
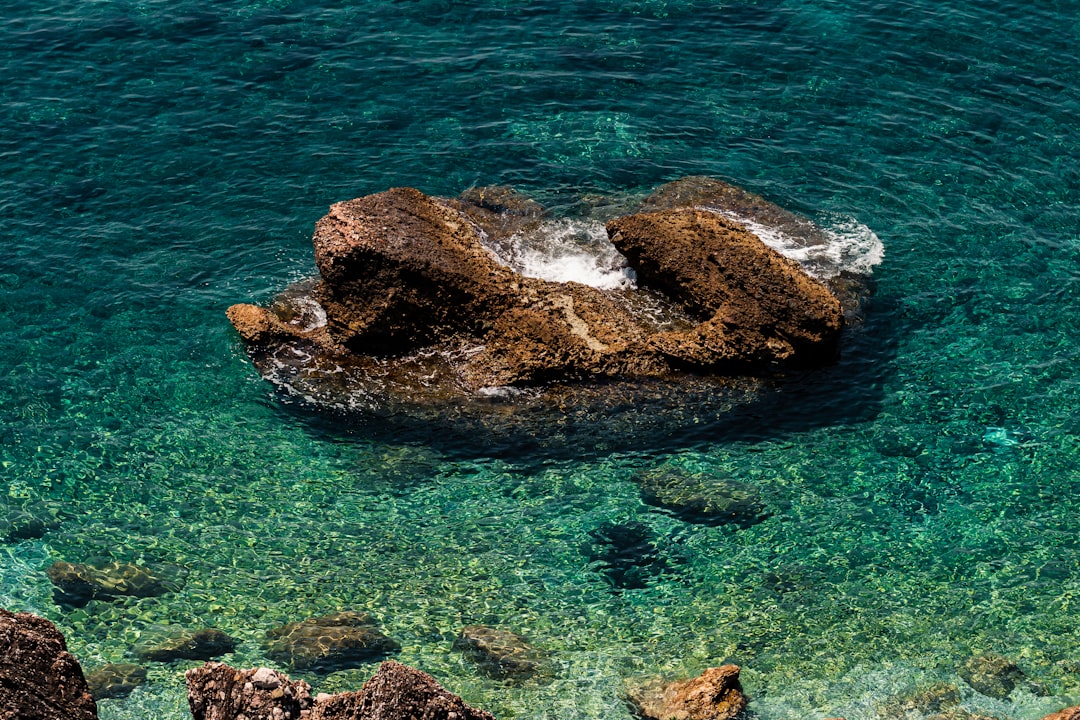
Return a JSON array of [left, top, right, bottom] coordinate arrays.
[[2, 1, 1079, 718]]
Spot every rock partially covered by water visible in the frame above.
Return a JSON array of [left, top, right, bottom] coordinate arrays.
[[186, 662, 313, 720], [46, 560, 178, 607], [187, 660, 497, 720], [135, 627, 239, 663], [0, 608, 98, 720], [264, 611, 400, 673], [636, 468, 770, 528], [1043, 708, 1080, 720], [453, 625, 545, 681], [227, 179, 857, 414], [627, 665, 748, 720], [85, 663, 147, 700]]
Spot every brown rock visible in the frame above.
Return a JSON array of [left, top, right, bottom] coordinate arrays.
[[636, 468, 770, 528], [0, 608, 98, 720], [958, 652, 1027, 700], [264, 611, 400, 673], [453, 625, 545, 681], [878, 683, 960, 720], [311, 659, 497, 720], [186, 662, 313, 720], [135, 627, 238, 663], [46, 560, 178, 607], [1042, 707, 1080, 720], [225, 303, 296, 345], [607, 208, 843, 368], [85, 663, 146, 700], [628, 665, 747, 720]]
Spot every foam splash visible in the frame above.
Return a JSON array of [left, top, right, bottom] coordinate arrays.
[[490, 219, 635, 290], [716, 210, 884, 280]]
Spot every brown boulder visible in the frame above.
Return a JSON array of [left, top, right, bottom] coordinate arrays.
[[186, 660, 497, 720], [264, 611, 400, 673], [628, 665, 748, 720], [135, 627, 239, 663], [607, 208, 843, 368], [452, 625, 545, 681], [46, 560, 178, 607], [1042, 708, 1080, 720], [85, 663, 146, 701], [0, 608, 98, 720], [958, 652, 1027, 700]]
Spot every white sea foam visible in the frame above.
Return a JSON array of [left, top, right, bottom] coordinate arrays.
[[714, 209, 884, 279], [490, 218, 635, 290]]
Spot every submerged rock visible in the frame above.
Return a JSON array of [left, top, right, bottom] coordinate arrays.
[[958, 652, 1030, 700], [0, 608, 98, 720], [878, 683, 961, 720], [135, 627, 238, 663], [627, 665, 748, 720], [85, 663, 146, 700], [585, 520, 670, 589], [46, 560, 178, 607], [453, 625, 545, 681], [264, 611, 400, 673], [186, 660, 497, 720], [1, 502, 60, 542], [636, 468, 770, 528], [226, 178, 861, 420]]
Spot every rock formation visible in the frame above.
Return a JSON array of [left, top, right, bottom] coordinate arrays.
[[84, 663, 146, 700], [46, 560, 177, 607], [628, 665, 748, 720], [135, 627, 239, 663], [186, 660, 496, 720], [1042, 708, 1080, 720], [226, 178, 857, 412], [0, 608, 98, 720], [264, 611, 400, 673], [452, 625, 545, 681], [636, 468, 770, 528]]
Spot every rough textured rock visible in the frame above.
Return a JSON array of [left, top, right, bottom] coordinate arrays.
[[607, 208, 843, 369], [878, 683, 960, 720], [85, 663, 147, 700], [628, 665, 747, 720], [135, 627, 238, 663], [636, 469, 770, 528], [227, 179, 854, 411], [186, 662, 313, 720], [958, 652, 1027, 699], [0, 608, 98, 720], [187, 660, 496, 720], [1042, 708, 1080, 720], [311, 659, 497, 720], [264, 612, 400, 673], [452, 625, 545, 681], [46, 560, 177, 607]]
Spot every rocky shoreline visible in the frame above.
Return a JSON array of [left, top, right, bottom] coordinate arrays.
[[4, 608, 1078, 720]]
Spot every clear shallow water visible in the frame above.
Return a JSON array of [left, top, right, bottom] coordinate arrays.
[[2, 1, 1080, 719]]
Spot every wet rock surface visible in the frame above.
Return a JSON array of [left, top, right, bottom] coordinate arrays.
[[636, 468, 770, 528], [627, 664, 748, 720], [0, 608, 98, 720], [186, 660, 496, 720], [1043, 707, 1080, 720], [453, 625, 545, 681], [135, 627, 239, 663], [227, 178, 861, 418], [85, 663, 147, 700], [264, 611, 400, 673], [46, 560, 178, 607]]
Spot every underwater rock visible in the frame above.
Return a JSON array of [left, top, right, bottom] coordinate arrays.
[[312, 659, 498, 720], [46, 560, 178, 607], [627, 664, 747, 720], [135, 627, 238, 663], [958, 652, 1028, 700], [585, 520, 670, 589], [0, 608, 98, 720], [928, 710, 1004, 720], [186, 660, 497, 720], [878, 683, 961, 720], [85, 663, 146, 700], [1, 502, 59, 542], [453, 625, 545, 681], [1042, 707, 1080, 720], [226, 179, 855, 414], [186, 662, 313, 720], [264, 611, 400, 673], [636, 468, 770, 528]]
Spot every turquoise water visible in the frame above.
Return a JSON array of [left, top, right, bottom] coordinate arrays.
[[3, 1, 1080, 718]]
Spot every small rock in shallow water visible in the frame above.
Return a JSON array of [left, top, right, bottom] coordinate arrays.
[[878, 683, 960, 720], [453, 625, 545, 681], [85, 662, 147, 700], [264, 611, 400, 672], [135, 627, 238, 663], [627, 665, 747, 720], [636, 468, 770, 528], [585, 520, 670, 589], [959, 652, 1027, 700], [47, 560, 179, 607]]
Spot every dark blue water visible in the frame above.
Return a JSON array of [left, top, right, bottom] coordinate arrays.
[[2, 1, 1079, 718]]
